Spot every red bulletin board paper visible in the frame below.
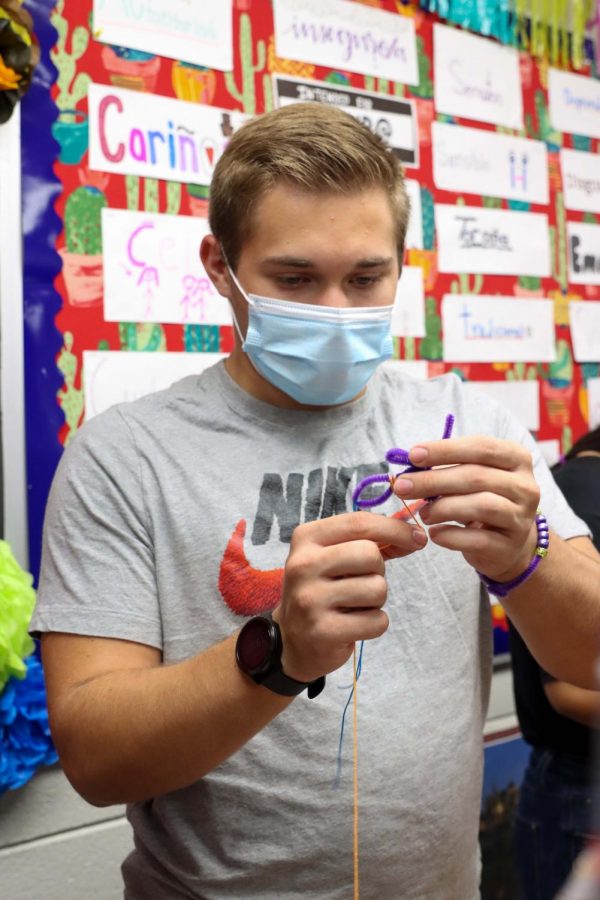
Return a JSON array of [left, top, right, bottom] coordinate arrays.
[[45, 0, 598, 464]]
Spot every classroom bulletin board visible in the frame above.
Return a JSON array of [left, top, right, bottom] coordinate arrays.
[[23, 0, 600, 589]]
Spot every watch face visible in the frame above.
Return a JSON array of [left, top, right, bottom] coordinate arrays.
[[237, 617, 276, 676]]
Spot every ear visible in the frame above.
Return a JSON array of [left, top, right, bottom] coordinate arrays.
[[200, 234, 232, 299]]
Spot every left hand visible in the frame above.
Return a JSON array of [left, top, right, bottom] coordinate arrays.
[[392, 435, 541, 583]]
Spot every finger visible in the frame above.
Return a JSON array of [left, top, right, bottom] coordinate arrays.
[[393, 463, 537, 507], [325, 607, 390, 644], [326, 573, 388, 610], [320, 540, 386, 578], [408, 435, 532, 471], [427, 523, 513, 555], [296, 510, 426, 553], [419, 493, 518, 531]]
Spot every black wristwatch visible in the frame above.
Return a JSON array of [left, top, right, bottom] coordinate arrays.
[[235, 615, 325, 699]]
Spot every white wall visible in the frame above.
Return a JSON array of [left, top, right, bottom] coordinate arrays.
[[0, 767, 132, 900], [0, 105, 28, 569]]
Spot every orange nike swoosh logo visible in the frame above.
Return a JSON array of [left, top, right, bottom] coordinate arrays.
[[218, 503, 425, 617]]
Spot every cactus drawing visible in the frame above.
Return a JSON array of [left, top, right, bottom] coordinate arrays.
[[51, 0, 90, 117], [119, 323, 166, 352], [64, 186, 106, 255], [534, 91, 562, 151], [420, 187, 435, 250], [57, 332, 84, 443], [225, 13, 266, 114], [450, 271, 484, 295], [51, 0, 91, 164], [184, 325, 220, 353], [410, 36, 433, 99], [505, 362, 538, 381], [482, 197, 503, 209], [549, 192, 568, 292], [419, 297, 443, 360], [125, 175, 182, 215]]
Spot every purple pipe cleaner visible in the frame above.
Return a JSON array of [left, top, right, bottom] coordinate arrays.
[[352, 414, 455, 511]]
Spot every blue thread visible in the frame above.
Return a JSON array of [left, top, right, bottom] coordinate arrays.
[[333, 641, 364, 789]]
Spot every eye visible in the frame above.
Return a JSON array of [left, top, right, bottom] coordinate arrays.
[[352, 274, 384, 287], [276, 275, 311, 287]]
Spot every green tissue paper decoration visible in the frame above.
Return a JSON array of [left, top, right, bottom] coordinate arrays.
[[0, 542, 36, 693]]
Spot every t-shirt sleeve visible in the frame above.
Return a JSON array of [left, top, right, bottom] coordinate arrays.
[[30, 407, 162, 649], [497, 405, 591, 543]]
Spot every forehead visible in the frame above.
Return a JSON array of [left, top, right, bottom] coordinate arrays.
[[241, 182, 396, 260]]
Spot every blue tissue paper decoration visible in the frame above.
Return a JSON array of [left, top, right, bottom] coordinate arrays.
[[0, 655, 57, 794]]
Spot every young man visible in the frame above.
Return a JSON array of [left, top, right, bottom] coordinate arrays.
[[32, 104, 600, 899]]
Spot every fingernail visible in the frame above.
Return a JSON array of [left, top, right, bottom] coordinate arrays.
[[394, 477, 413, 495], [412, 528, 428, 546], [419, 504, 430, 522], [410, 446, 428, 464]]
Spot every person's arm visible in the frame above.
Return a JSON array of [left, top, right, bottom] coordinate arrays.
[[543, 678, 600, 728], [42, 511, 426, 807], [42, 631, 291, 806], [393, 435, 600, 689]]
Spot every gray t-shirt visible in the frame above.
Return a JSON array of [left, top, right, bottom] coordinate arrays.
[[31, 362, 588, 900]]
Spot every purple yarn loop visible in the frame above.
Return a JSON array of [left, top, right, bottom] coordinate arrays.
[[352, 414, 455, 511]]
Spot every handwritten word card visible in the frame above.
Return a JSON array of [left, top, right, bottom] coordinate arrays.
[[569, 301, 600, 362], [273, 0, 418, 84], [404, 180, 423, 249], [442, 295, 555, 362], [588, 377, 600, 429], [432, 122, 549, 205], [273, 75, 418, 167], [560, 148, 600, 214], [93, 1, 233, 70], [391, 266, 425, 337], [468, 380, 540, 431], [435, 205, 550, 277], [84, 351, 226, 420], [434, 24, 523, 129], [89, 84, 245, 184], [549, 68, 600, 140], [567, 222, 600, 286], [102, 209, 231, 325]]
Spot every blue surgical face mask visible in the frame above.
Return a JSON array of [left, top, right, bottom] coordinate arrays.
[[226, 264, 394, 406]]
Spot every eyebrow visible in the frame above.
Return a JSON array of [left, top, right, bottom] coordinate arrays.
[[262, 256, 394, 269]]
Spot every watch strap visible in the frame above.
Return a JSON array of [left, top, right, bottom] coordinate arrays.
[[258, 667, 325, 698], [255, 616, 325, 699]]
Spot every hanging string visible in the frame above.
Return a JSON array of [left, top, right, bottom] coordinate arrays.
[[333, 641, 364, 789], [353, 642, 360, 900]]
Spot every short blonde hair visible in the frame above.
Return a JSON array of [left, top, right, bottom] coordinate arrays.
[[209, 103, 410, 269]]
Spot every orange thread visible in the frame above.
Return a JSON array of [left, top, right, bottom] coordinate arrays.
[[353, 643, 360, 900]]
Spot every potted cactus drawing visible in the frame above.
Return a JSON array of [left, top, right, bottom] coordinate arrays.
[[51, 0, 91, 165], [101, 45, 161, 93], [172, 62, 216, 104], [60, 186, 106, 307], [186, 183, 210, 217]]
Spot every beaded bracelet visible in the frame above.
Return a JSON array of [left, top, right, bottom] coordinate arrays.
[[477, 511, 549, 598]]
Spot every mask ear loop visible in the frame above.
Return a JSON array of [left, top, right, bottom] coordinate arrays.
[[220, 246, 248, 345]]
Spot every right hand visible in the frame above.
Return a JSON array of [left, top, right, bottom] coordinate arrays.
[[272, 511, 428, 683]]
